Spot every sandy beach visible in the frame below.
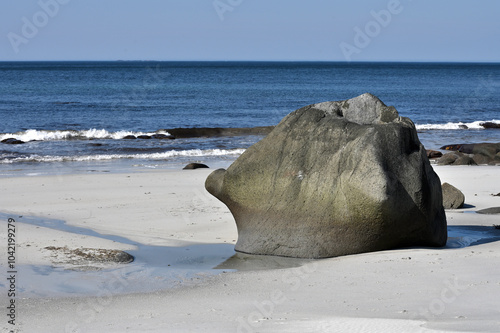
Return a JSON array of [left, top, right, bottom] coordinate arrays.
[[1, 165, 500, 332]]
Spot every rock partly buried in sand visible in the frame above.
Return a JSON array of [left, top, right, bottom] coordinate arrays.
[[206, 93, 447, 258], [44, 246, 134, 267], [442, 183, 465, 209], [476, 207, 500, 215], [183, 163, 209, 170]]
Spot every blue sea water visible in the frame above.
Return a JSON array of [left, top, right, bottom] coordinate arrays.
[[1, 61, 499, 176]]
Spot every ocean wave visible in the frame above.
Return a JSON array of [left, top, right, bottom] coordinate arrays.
[[0, 148, 246, 164], [0, 129, 171, 142], [415, 120, 500, 130]]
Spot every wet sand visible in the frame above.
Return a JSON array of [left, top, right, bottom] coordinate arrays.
[[1, 166, 500, 332]]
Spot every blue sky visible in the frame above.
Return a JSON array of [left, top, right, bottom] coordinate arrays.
[[1, 0, 499, 62]]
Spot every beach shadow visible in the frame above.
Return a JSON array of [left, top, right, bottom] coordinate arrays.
[[3, 212, 314, 280], [215, 252, 313, 271], [2, 212, 306, 273], [445, 225, 500, 248], [461, 203, 476, 209], [1, 211, 246, 297], [0, 212, 237, 271]]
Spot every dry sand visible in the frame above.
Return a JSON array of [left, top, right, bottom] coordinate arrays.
[[1, 166, 500, 332]]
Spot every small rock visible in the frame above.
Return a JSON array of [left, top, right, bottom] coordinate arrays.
[[455, 155, 477, 166], [472, 154, 491, 165], [137, 135, 151, 139], [442, 183, 465, 209], [183, 163, 209, 170], [44, 246, 134, 265], [437, 152, 476, 166], [122, 135, 137, 140], [437, 152, 459, 165], [426, 150, 443, 159]]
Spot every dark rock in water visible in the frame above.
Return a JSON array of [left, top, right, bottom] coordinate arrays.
[[476, 207, 500, 215], [492, 193, 500, 197], [440, 144, 461, 151], [427, 150, 443, 159], [164, 126, 274, 138], [480, 122, 500, 129], [440, 144, 474, 154], [152, 133, 175, 140], [458, 124, 468, 129], [122, 135, 137, 140], [2, 138, 25, 144], [442, 183, 465, 209], [183, 163, 209, 170], [137, 135, 151, 139], [206, 93, 447, 259], [472, 143, 500, 159]]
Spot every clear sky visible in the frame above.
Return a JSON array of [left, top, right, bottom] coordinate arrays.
[[1, 0, 499, 62]]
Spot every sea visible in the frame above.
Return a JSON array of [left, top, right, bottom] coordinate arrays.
[[1, 61, 499, 177]]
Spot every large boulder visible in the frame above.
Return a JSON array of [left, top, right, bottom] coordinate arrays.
[[206, 93, 447, 258]]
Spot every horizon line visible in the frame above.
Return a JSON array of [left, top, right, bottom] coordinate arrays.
[[1, 59, 499, 64]]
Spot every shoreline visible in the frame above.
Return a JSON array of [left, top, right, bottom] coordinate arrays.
[[1, 166, 500, 332]]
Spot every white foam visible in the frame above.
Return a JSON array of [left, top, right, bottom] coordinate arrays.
[[0, 129, 169, 142], [0, 148, 246, 164], [416, 120, 500, 130]]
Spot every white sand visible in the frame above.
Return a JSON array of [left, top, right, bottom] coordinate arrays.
[[1, 166, 500, 332]]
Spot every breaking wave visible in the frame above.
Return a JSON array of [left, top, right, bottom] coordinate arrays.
[[0, 129, 171, 142], [415, 120, 500, 130], [0, 148, 246, 164]]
